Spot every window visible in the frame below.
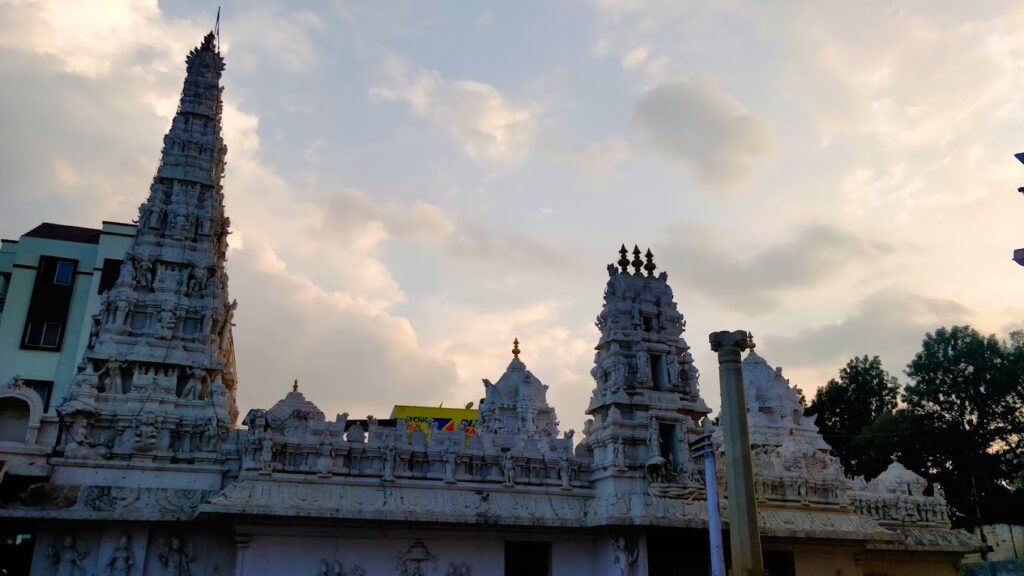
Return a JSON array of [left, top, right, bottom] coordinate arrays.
[[20, 256, 77, 352], [652, 354, 668, 391], [53, 261, 74, 285], [23, 322, 62, 348], [21, 379, 52, 412]]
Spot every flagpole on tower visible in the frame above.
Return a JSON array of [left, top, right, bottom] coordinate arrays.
[[215, 6, 221, 52]]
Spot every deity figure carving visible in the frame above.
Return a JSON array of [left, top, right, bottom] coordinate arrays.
[[65, 416, 110, 460], [443, 444, 457, 483], [502, 450, 516, 487], [88, 314, 101, 348], [611, 536, 638, 576], [180, 365, 206, 400], [157, 303, 176, 340], [135, 257, 154, 289], [382, 437, 397, 481], [185, 265, 207, 295], [132, 413, 160, 452], [158, 536, 193, 576], [558, 454, 572, 490], [71, 362, 100, 392], [396, 540, 437, 576], [259, 436, 276, 474], [47, 534, 88, 576], [219, 299, 237, 341], [635, 348, 650, 383], [202, 416, 223, 451], [98, 358, 125, 394], [446, 562, 471, 576], [316, 434, 335, 477], [105, 532, 134, 576], [116, 259, 135, 287], [647, 416, 660, 458]]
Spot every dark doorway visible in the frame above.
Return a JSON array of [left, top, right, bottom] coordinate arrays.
[[505, 541, 550, 576], [648, 528, 709, 576]]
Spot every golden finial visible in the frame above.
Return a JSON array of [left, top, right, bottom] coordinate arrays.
[[512, 338, 521, 359], [293, 378, 299, 392], [644, 248, 657, 277], [631, 245, 643, 275]]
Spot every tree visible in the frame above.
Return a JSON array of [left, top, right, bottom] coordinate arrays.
[[805, 355, 899, 474], [903, 326, 1024, 526]]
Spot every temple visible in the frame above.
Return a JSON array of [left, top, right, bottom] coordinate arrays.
[[0, 33, 982, 576]]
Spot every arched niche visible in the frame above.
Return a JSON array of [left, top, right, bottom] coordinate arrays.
[[0, 380, 43, 444]]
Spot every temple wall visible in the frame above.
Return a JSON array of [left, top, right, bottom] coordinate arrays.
[[792, 547, 861, 576], [30, 522, 235, 576], [861, 553, 961, 576], [231, 525, 607, 576]]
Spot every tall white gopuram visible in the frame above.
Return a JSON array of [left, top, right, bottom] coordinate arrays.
[[581, 246, 711, 514], [59, 32, 238, 464]]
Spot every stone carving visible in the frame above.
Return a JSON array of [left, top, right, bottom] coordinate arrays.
[[47, 534, 88, 576], [181, 365, 207, 400], [446, 562, 471, 576], [316, 434, 335, 477], [157, 303, 176, 340], [65, 416, 111, 460], [132, 413, 161, 452], [611, 535, 638, 576], [501, 450, 515, 487], [382, 436, 397, 481], [97, 358, 126, 394], [558, 454, 572, 490], [158, 535, 194, 576], [396, 540, 437, 576], [317, 558, 365, 576], [443, 444, 457, 483], [105, 532, 134, 576]]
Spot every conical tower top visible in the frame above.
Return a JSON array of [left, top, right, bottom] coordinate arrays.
[[64, 32, 238, 428]]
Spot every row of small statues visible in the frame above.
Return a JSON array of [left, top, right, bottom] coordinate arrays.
[[851, 494, 950, 524], [47, 532, 193, 576], [72, 358, 224, 402], [250, 432, 577, 490]]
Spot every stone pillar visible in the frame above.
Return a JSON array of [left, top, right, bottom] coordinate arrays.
[[233, 534, 251, 576], [709, 330, 764, 576]]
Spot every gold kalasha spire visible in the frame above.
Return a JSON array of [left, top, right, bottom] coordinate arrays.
[[512, 338, 521, 359]]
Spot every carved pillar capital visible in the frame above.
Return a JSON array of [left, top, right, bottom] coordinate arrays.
[[709, 330, 753, 358]]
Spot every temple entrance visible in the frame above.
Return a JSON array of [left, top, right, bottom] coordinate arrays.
[[647, 528, 709, 576]]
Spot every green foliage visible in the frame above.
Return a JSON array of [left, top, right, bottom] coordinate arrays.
[[805, 355, 899, 472], [902, 326, 1024, 526], [807, 326, 1024, 527]]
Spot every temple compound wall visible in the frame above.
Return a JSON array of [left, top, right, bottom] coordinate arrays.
[[0, 33, 983, 576]]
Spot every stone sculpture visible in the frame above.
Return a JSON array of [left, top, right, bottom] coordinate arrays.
[[47, 534, 88, 576], [502, 450, 516, 487], [97, 359, 125, 394], [611, 536, 638, 576], [158, 535, 194, 576], [105, 532, 134, 576]]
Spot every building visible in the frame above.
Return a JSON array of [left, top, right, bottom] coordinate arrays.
[[0, 222, 135, 416], [0, 32, 983, 576]]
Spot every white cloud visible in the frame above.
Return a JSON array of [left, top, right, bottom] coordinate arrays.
[[370, 56, 541, 162], [632, 78, 774, 190], [621, 46, 648, 69]]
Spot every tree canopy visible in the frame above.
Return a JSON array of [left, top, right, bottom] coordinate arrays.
[[805, 326, 1024, 527], [805, 355, 899, 473]]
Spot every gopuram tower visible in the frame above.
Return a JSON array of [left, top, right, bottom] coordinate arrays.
[[582, 246, 712, 520], [59, 33, 239, 464]]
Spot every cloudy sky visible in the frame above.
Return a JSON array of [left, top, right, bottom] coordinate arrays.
[[1, 0, 1022, 433]]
